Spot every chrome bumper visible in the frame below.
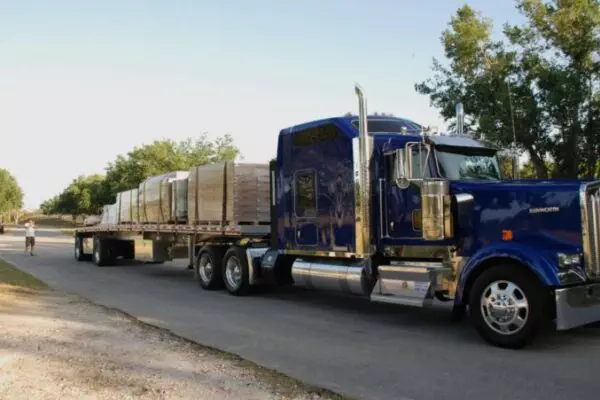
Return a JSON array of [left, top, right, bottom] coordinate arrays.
[[555, 282, 600, 330]]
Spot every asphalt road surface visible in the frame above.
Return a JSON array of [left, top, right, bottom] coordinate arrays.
[[1, 228, 600, 400]]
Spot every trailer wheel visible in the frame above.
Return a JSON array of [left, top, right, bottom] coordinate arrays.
[[74, 236, 85, 262], [222, 246, 250, 296], [468, 264, 550, 349], [93, 237, 114, 267], [195, 246, 225, 290], [123, 241, 135, 260]]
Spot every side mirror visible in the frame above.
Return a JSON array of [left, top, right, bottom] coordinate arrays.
[[394, 149, 410, 189]]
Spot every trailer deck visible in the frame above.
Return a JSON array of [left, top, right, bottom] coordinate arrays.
[[75, 223, 270, 236]]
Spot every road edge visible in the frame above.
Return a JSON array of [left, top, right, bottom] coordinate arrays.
[[0, 255, 352, 400]]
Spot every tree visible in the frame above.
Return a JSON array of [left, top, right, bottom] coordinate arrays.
[[104, 134, 239, 196], [416, 1, 600, 179], [40, 133, 240, 216], [41, 175, 110, 219], [0, 168, 24, 216], [40, 195, 60, 215]]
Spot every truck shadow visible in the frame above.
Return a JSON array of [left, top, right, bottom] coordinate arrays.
[[252, 285, 600, 351], [59, 258, 600, 352]]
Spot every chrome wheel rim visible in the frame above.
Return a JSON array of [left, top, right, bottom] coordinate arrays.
[[198, 254, 213, 283], [225, 256, 243, 290], [481, 280, 529, 335]]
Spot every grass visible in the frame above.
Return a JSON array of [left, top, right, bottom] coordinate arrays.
[[0, 258, 48, 290]]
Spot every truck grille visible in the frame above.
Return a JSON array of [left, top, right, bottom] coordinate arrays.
[[582, 182, 600, 280]]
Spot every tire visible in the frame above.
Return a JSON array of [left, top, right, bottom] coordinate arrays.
[[74, 236, 85, 262], [222, 246, 250, 296], [468, 264, 550, 349], [123, 241, 135, 260], [93, 237, 115, 267], [195, 246, 225, 290]]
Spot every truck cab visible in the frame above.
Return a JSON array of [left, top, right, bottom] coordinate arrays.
[[269, 86, 600, 348]]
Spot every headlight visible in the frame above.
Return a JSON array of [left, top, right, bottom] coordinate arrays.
[[557, 253, 581, 269]]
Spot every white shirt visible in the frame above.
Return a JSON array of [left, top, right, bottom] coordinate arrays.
[[25, 224, 35, 237]]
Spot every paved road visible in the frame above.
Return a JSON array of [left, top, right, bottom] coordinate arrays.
[[1, 229, 600, 400]]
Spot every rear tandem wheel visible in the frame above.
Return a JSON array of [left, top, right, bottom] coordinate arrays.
[[222, 245, 251, 296], [93, 237, 115, 267], [195, 245, 226, 290], [74, 236, 92, 262]]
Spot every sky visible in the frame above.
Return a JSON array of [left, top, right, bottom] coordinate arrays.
[[0, 0, 523, 209]]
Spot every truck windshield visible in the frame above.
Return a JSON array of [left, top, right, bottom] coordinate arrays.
[[436, 146, 501, 181]]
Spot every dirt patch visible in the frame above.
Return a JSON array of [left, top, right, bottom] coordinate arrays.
[[0, 284, 344, 399]]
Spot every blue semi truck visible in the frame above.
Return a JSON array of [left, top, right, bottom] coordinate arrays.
[[74, 84, 600, 348]]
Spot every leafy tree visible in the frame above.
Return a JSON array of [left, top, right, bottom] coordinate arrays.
[[41, 133, 240, 216], [104, 134, 239, 196], [0, 168, 24, 215], [416, 1, 600, 179], [40, 195, 60, 215], [41, 175, 110, 218]]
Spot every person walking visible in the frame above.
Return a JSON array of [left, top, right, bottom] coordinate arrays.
[[24, 220, 36, 256]]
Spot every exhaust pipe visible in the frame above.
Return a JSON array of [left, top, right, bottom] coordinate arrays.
[[455, 103, 464, 136], [354, 83, 373, 258]]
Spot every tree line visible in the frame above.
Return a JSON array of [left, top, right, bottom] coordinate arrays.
[[40, 134, 239, 219], [416, 0, 600, 179], [0, 168, 24, 222]]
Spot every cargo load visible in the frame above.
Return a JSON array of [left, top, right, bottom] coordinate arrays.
[[139, 171, 188, 223], [188, 161, 270, 225], [101, 203, 120, 225], [100, 205, 110, 224], [168, 174, 189, 222], [118, 188, 139, 223], [83, 215, 101, 226]]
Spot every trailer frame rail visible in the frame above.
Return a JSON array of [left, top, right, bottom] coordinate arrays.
[[75, 223, 270, 236]]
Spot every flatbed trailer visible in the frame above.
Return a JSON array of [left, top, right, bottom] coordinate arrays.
[[74, 221, 272, 292]]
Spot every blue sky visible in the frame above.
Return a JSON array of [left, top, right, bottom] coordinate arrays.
[[0, 0, 522, 209]]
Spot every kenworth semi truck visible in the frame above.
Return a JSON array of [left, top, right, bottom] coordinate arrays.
[[74, 84, 600, 348]]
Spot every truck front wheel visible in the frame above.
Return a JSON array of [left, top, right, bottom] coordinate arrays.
[[468, 264, 550, 349]]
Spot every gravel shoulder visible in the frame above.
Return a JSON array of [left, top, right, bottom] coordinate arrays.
[[0, 259, 342, 400]]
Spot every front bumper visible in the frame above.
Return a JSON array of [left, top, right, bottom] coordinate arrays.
[[555, 282, 600, 330]]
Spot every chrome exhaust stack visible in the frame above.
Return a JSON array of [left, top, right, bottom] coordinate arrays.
[[455, 103, 464, 136], [353, 83, 373, 259]]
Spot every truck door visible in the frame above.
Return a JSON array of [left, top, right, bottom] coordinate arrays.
[[292, 169, 319, 245], [383, 143, 431, 239]]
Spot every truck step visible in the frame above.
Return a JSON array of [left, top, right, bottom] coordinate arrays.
[[370, 261, 451, 307]]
